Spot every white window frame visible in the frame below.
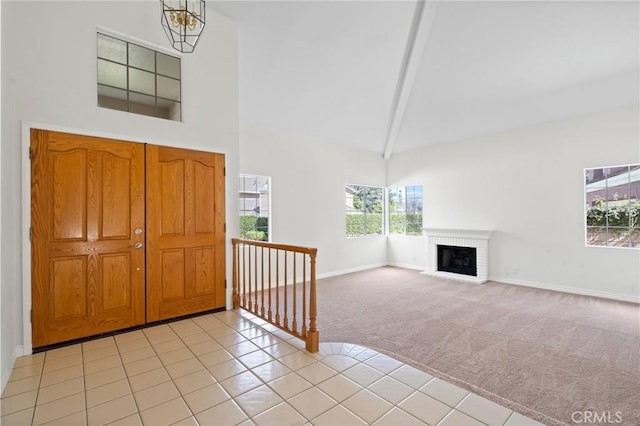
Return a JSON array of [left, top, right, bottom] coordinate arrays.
[[96, 28, 182, 121], [239, 174, 271, 242], [388, 184, 424, 236], [345, 184, 386, 238], [584, 163, 640, 249]]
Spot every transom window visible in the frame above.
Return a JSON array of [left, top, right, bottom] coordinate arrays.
[[346, 184, 384, 237], [388, 185, 423, 236], [97, 32, 181, 121], [585, 164, 640, 248]]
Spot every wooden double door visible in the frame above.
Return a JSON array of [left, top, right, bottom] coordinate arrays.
[[31, 130, 226, 348]]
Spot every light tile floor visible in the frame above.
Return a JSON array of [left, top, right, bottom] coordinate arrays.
[[1, 310, 543, 426]]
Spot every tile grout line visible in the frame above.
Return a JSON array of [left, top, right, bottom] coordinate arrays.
[[33, 346, 85, 426], [215, 315, 322, 424], [166, 319, 215, 423], [31, 352, 45, 426], [81, 348, 88, 426], [140, 325, 192, 424], [3, 310, 542, 426], [244, 311, 490, 425], [112, 334, 139, 425], [241, 313, 408, 425]]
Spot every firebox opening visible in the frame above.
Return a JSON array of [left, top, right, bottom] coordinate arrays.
[[437, 245, 477, 277]]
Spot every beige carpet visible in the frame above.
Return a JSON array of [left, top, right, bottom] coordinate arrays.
[[315, 267, 640, 426]]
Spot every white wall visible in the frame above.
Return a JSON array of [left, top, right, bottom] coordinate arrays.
[[388, 107, 640, 302], [240, 124, 387, 276], [0, 0, 4, 394], [1, 0, 238, 391]]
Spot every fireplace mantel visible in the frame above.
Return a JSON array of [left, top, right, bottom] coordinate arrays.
[[423, 228, 493, 240], [422, 228, 494, 284]]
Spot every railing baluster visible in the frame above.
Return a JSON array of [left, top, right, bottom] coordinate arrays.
[[302, 254, 307, 338], [245, 244, 253, 310], [260, 247, 265, 317], [275, 249, 280, 326], [252, 245, 257, 313], [242, 244, 247, 308], [267, 248, 272, 321], [231, 238, 319, 352], [292, 253, 297, 334], [283, 252, 288, 330]]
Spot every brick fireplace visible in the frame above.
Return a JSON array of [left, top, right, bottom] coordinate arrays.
[[422, 228, 493, 284]]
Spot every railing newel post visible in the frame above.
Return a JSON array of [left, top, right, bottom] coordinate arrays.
[[232, 239, 240, 309], [306, 248, 319, 352]]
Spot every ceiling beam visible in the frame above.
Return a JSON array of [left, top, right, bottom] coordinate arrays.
[[383, 0, 440, 160]]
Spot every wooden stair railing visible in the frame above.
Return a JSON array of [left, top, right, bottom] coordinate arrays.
[[232, 238, 319, 352]]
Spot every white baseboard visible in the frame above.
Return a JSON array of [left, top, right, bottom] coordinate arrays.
[[1, 345, 23, 395], [387, 262, 424, 271], [491, 276, 640, 304], [317, 263, 387, 280], [315, 263, 640, 304], [317, 263, 640, 304]]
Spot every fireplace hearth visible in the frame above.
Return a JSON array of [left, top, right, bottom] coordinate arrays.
[[437, 245, 477, 277]]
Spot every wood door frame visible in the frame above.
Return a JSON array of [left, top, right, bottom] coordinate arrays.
[[21, 121, 232, 355]]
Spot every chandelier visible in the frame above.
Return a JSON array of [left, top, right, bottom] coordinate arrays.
[[161, 0, 206, 53]]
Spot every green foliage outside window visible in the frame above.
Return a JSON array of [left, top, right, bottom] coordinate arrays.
[[585, 165, 640, 247], [240, 215, 268, 241], [389, 213, 406, 234], [256, 217, 269, 241], [346, 185, 384, 237], [407, 214, 423, 235], [389, 213, 423, 235], [586, 197, 640, 229], [346, 213, 383, 237], [353, 187, 384, 213], [388, 185, 423, 236]]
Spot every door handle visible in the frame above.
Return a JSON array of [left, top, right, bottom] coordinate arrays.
[[133, 242, 143, 249]]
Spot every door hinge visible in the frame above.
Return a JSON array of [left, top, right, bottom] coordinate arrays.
[[28, 147, 34, 160], [223, 167, 226, 177], [224, 223, 226, 233], [225, 279, 227, 289], [29, 227, 32, 241], [30, 310, 33, 324]]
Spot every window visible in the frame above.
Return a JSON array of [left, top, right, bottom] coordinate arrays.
[[346, 185, 384, 237], [97, 33, 181, 121], [388, 185, 423, 236], [585, 164, 640, 248], [239, 174, 271, 241]]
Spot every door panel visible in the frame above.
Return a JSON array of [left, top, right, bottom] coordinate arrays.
[[194, 163, 215, 233], [52, 150, 87, 240], [50, 257, 87, 319], [146, 145, 226, 321], [101, 154, 132, 239], [31, 130, 146, 347], [101, 254, 131, 310]]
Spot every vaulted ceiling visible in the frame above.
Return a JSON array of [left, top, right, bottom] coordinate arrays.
[[210, 1, 640, 158]]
